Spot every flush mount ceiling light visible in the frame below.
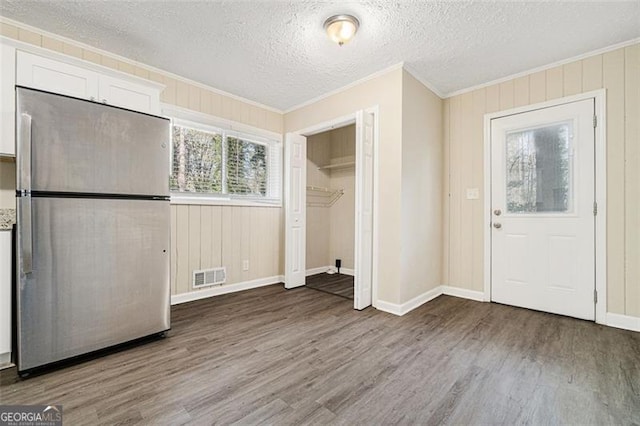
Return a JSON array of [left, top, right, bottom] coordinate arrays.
[[324, 14, 359, 46]]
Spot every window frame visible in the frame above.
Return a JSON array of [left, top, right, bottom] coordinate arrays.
[[164, 105, 282, 207]]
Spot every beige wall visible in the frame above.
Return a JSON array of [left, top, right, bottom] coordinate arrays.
[[286, 68, 443, 306], [171, 205, 281, 295], [400, 71, 443, 301], [0, 161, 15, 209], [443, 43, 640, 317], [0, 20, 285, 296], [306, 125, 356, 271], [285, 68, 404, 303], [306, 130, 331, 270]]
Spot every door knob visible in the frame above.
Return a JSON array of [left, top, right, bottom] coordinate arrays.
[[493, 223, 502, 229], [494, 209, 502, 216]]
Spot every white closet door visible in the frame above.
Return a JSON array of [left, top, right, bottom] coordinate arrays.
[[285, 132, 307, 289], [354, 111, 374, 310]]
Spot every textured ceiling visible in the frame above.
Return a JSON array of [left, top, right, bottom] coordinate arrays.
[[1, 1, 639, 111]]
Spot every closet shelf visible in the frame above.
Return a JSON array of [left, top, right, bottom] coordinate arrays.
[[317, 161, 355, 171], [306, 186, 344, 207]]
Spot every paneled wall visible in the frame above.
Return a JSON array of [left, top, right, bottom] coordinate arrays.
[[0, 19, 285, 296], [443, 43, 640, 317], [306, 125, 356, 271], [170, 205, 282, 295]]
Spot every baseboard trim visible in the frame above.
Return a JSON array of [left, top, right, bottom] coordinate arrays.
[[441, 286, 486, 302], [376, 286, 442, 316], [306, 266, 355, 277], [306, 266, 330, 276], [171, 275, 284, 305], [606, 312, 640, 332], [340, 268, 355, 276]]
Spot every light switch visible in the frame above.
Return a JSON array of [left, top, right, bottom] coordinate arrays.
[[466, 188, 480, 200]]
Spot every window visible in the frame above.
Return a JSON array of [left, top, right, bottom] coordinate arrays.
[[170, 119, 281, 204], [505, 121, 573, 213], [170, 125, 223, 193], [226, 136, 268, 196]]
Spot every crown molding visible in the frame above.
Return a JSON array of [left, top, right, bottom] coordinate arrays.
[[0, 15, 284, 114], [444, 37, 640, 98]]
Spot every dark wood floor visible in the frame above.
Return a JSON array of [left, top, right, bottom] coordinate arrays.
[[1, 285, 639, 425], [306, 273, 354, 299]]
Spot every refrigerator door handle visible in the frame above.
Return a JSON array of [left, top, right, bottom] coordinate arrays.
[[18, 113, 32, 191], [20, 197, 33, 275]]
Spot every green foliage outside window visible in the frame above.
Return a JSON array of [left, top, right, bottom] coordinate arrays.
[[170, 124, 269, 198]]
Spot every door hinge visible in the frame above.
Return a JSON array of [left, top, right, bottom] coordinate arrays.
[[594, 289, 598, 304], [593, 201, 598, 216], [593, 115, 597, 128]]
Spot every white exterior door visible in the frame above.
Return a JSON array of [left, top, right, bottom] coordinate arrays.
[[354, 111, 374, 310], [491, 99, 595, 320], [284, 132, 307, 289]]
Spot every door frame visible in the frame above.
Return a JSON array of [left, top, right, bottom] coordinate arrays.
[[285, 106, 380, 309], [483, 89, 607, 324]]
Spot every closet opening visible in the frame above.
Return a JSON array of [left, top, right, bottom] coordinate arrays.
[[284, 108, 378, 311], [305, 124, 356, 300]]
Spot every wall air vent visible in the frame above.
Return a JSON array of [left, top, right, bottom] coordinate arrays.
[[193, 267, 226, 288]]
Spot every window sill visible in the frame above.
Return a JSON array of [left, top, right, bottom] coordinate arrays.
[[170, 195, 281, 208]]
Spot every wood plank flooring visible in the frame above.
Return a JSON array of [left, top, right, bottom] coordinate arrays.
[[306, 273, 354, 299], [1, 285, 639, 425]]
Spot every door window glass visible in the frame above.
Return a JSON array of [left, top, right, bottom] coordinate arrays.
[[505, 122, 573, 213]]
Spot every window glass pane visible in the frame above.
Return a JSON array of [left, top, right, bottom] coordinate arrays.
[[170, 125, 223, 193], [505, 122, 572, 213], [226, 137, 268, 196]]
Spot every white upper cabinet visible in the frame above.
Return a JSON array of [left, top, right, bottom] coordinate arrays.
[[0, 39, 164, 157], [0, 43, 16, 156], [98, 74, 160, 114], [15, 50, 162, 115], [17, 50, 100, 100]]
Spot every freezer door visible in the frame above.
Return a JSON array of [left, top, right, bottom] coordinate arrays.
[[16, 87, 169, 196], [16, 197, 170, 371]]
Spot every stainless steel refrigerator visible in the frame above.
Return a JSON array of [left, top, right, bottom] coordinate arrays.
[[15, 86, 171, 374]]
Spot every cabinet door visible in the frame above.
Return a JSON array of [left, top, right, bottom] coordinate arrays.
[[0, 44, 16, 156], [0, 232, 11, 361], [98, 75, 160, 114], [16, 50, 99, 100]]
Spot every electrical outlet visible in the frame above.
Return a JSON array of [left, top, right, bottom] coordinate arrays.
[[466, 188, 480, 200], [242, 260, 249, 271]]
